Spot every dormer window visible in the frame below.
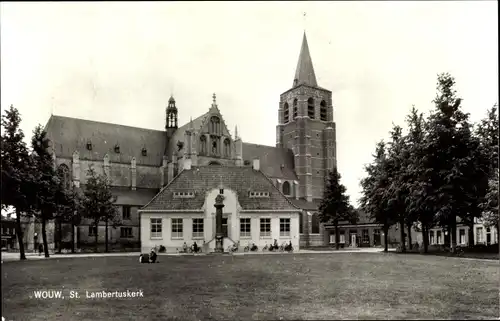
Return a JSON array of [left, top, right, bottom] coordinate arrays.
[[141, 147, 147, 156], [173, 191, 195, 198], [114, 144, 120, 153], [86, 140, 92, 151], [249, 191, 270, 198]]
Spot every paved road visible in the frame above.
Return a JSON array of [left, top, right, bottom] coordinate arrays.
[[1, 247, 389, 262]]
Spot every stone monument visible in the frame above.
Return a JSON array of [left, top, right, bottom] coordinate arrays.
[[214, 194, 225, 253]]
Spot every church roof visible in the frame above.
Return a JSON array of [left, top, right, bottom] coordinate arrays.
[[141, 166, 300, 211], [45, 115, 166, 166], [290, 198, 322, 211], [293, 32, 317, 88], [242, 143, 297, 181]]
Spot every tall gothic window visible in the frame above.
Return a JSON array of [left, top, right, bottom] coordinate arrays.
[[283, 102, 289, 124], [308, 98, 315, 119], [293, 99, 298, 120], [282, 181, 291, 195], [311, 213, 320, 234], [200, 135, 207, 155], [211, 136, 218, 156], [210, 116, 221, 135], [223, 138, 230, 157], [320, 100, 327, 121], [57, 164, 71, 190]]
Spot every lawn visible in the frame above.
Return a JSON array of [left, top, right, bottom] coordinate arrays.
[[2, 253, 498, 320]]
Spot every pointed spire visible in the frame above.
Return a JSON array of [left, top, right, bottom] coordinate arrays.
[[293, 32, 318, 88], [189, 116, 193, 130], [234, 125, 239, 139], [212, 93, 217, 106]]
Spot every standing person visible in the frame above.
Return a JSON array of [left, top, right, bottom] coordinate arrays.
[[38, 243, 43, 256]]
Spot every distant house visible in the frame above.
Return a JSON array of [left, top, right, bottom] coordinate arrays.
[[323, 210, 411, 248], [1, 214, 17, 250]]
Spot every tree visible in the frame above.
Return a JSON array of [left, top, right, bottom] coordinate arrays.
[[404, 106, 434, 253], [30, 125, 76, 257], [53, 180, 81, 253], [360, 141, 397, 252], [318, 168, 357, 250], [384, 124, 411, 252], [421, 73, 488, 251], [80, 165, 119, 253], [1, 105, 32, 260], [477, 105, 499, 241], [481, 169, 499, 239]]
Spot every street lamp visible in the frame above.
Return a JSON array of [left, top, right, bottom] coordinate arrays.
[[34, 233, 38, 252]]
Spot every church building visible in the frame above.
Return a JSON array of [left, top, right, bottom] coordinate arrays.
[[44, 32, 338, 252]]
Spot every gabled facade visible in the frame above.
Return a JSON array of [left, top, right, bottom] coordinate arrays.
[[139, 161, 302, 252]]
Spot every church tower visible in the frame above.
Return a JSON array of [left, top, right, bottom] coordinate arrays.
[[276, 32, 336, 202], [165, 96, 178, 156]]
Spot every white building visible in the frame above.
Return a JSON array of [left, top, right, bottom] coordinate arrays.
[[138, 160, 302, 253]]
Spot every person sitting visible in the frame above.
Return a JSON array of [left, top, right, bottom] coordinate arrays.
[[182, 242, 188, 253], [139, 253, 150, 263], [251, 243, 258, 251], [192, 242, 199, 253], [271, 239, 278, 251], [150, 249, 158, 263]]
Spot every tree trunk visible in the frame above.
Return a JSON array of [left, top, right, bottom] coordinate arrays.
[[94, 222, 98, 253], [383, 225, 389, 252], [335, 222, 340, 250], [41, 216, 50, 258], [450, 218, 457, 253], [407, 221, 413, 250], [422, 225, 429, 254], [399, 220, 406, 252], [15, 209, 27, 260], [105, 220, 109, 253], [71, 222, 75, 253], [57, 218, 63, 254]]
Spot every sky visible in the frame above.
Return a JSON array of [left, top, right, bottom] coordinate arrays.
[[1, 1, 498, 206]]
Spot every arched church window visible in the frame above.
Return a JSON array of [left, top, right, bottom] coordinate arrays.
[[200, 135, 207, 155], [57, 164, 71, 190], [308, 98, 315, 119], [210, 116, 221, 135], [223, 138, 230, 157], [283, 103, 289, 124], [212, 139, 218, 155], [293, 99, 298, 120], [320, 100, 327, 121], [311, 213, 320, 234], [282, 181, 291, 195]]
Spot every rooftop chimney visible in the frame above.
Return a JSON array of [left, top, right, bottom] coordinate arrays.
[[252, 158, 260, 171]]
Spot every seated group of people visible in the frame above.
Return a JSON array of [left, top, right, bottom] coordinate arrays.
[[180, 242, 202, 253], [139, 249, 158, 263]]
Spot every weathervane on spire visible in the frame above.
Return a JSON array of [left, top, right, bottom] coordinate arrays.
[[303, 11, 307, 31]]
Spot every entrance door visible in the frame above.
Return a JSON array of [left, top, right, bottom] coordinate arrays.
[[350, 234, 357, 248], [486, 232, 491, 245]]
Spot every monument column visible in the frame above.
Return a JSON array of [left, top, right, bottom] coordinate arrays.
[[214, 194, 225, 253]]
